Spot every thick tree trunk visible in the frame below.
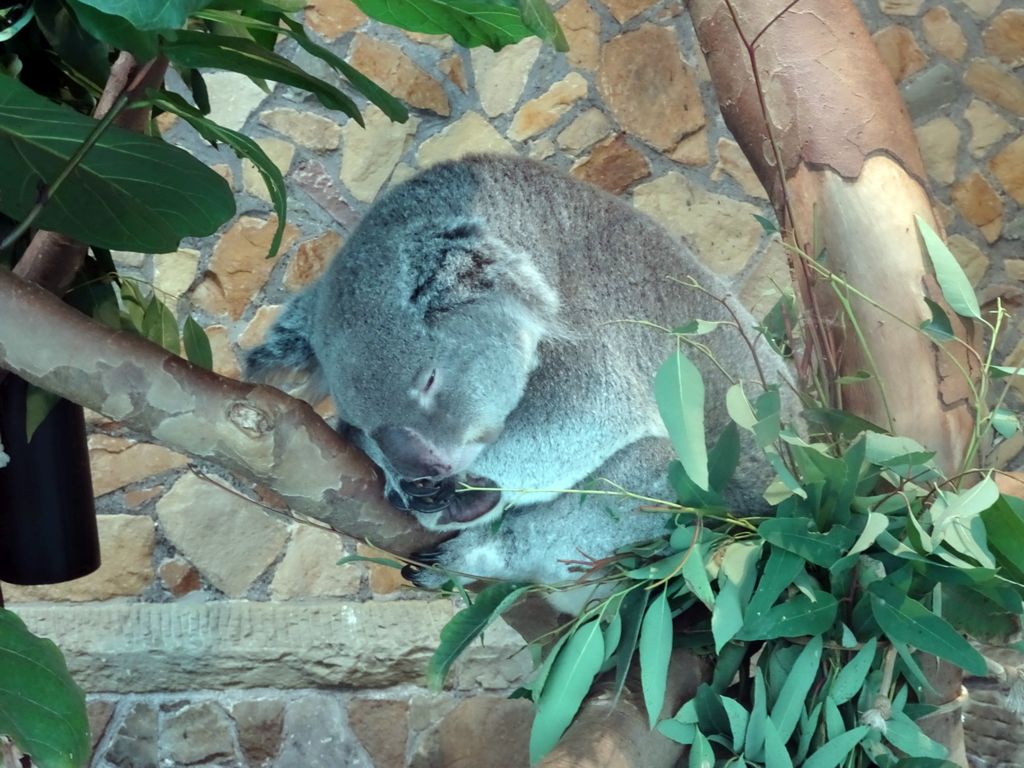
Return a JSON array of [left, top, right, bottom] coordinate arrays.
[[688, 0, 978, 763]]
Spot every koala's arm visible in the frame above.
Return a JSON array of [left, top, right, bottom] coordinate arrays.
[[408, 436, 676, 596], [243, 290, 328, 403]]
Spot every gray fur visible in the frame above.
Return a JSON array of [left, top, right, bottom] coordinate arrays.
[[245, 154, 785, 601]]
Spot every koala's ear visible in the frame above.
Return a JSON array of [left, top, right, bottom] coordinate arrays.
[[243, 291, 328, 403]]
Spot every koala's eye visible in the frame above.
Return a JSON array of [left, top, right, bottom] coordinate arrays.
[[423, 369, 437, 394]]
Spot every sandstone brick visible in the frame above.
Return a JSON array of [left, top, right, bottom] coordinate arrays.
[[203, 324, 241, 380], [947, 234, 990, 286], [556, 0, 600, 70], [712, 138, 767, 198], [964, 59, 1024, 117], [416, 112, 514, 167], [348, 700, 410, 768], [158, 556, 201, 597], [279, 696, 370, 767], [204, 72, 267, 131], [358, 543, 410, 595], [989, 136, 1024, 205], [284, 231, 344, 291], [238, 305, 284, 350], [87, 699, 115, 751], [305, 0, 366, 41], [671, 128, 710, 166], [983, 9, 1024, 65], [633, 173, 764, 275], [192, 216, 300, 319], [470, 37, 541, 117], [740, 240, 791, 321], [156, 473, 289, 597], [349, 36, 449, 116], [913, 117, 960, 185], [508, 73, 588, 141], [292, 159, 360, 229], [259, 108, 342, 152], [106, 702, 157, 768], [950, 171, 1004, 242], [161, 702, 235, 765], [3, 515, 154, 602], [438, 698, 532, 768], [879, 0, 923, 15], [153, 249, 199, 309], [570, 134, 649, 194], [557, 108, 612, 152], [922, 6, 967, 60], [873, 25, 928, 82], [123, 486, 163, 510], [88, 434, 187, 497], [598, 24, 705, 152], [231, 699, 286, 767], [964, 99, 1013, 156], [439, 55, 466, 92], [270, 524, 362, 599], [957, 0, 1000, 17], [600, 0, 657, 24], [341, 106, 420, 202]]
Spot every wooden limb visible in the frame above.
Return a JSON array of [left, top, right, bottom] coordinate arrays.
[[0, 267, 441, 556]]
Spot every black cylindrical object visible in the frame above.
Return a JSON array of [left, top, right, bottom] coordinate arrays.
[[0, 374, 100, 584]]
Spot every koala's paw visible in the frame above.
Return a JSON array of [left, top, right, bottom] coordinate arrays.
[[401, 532, 510, 589]]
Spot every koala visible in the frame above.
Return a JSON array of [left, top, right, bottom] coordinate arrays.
[[245, 154, 785, 605]]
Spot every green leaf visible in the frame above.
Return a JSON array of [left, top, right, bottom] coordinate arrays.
[[0, 74, 234, 252], [849, 512, 889, 556], [942, 584, 1021, 643], [708, 422, 740, 492], [33, 0, 111, 90], [869, 583, 986, 675], [0, 609, 89, 768], [830, 637, 877, 705], [24, 384, 62, 442], [720, 696, 749, 752], [744, 668, 767, 761], [988, 364, 1024, 379], [656, 719, 696, 745], [762, 716, 794, 768], [681, 540, 714, 610], [65, 0, 161, 57], [769, 634, 822, 743], [182, 316, 214, 370], [162, 32, 363, 121], [920, 297, 955, 342], [529, 619, 604, 764], [982, 496, 1024, 582], [639, 590, 672, 728], [352, 0, 536, 51], [802, 725, 870, 768], [915, 215, 981, 320], [754, 213, 779, 235], [689, 729, 713, 768], [427, 582, 526, 690], [611, 589, 647, 703], [743, 547, 803, 622], [144, 90, 287, 258], [75, 0, 214, 30], [694, 683, 730, 737], [516, 0, 567, 51], [758, 518, 857, 567], [991, 407, 1020, 438], [711, 542, 759, 652], [655, 350, 708, 490], [142, 296, 181, 354], [883, 711, 948, 759], [737, 590, 837, 641], [336, 553, 403, 568]]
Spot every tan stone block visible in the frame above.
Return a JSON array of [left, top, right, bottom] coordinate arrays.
[[347, 700, 409, 768], [438, 699, 532, 768], [964, 99, 1013, 157], [192, 216, 300, 320], [983, 9, 1024, 65], [958, 0, 1000, 17], [284, 231, 344, 291], [1006, 259, 1024, 282], [238, 305, 283, 350], [153, 249, 200, 307], [712, 138, 767, 198], [123, 486, 163, 510], [557, 108, 612, 152], [740, 240, 791, 320], [404, 31, 453, 50], [670, 128, 710, 167], [158, 556, 201, 597], [340, 106, 420, 202], [872, 25, 928, 83], [416, 112, 514, 167], [878, 0, 923, 14], [527, 137, 556, 160], [349, 36, 449, 116], [3, 515, 154, 602], [632, 173, 763, 275], [964, 59, 1024, 117], [156, 473, 289, 597], [600, 0, 657, 24], [439, 55, 466, 92], [88, 435, 188, 497], [203, 325, 241, 380], [556, 0, 600, 70], [508, 73, 588, 141], [922, 6, 967, 60], [947, 234, 990, 286], [951, 171, 1004, 243], [305, 0, 366, 41], [913, 117, 960, 186], [989, 136, 1024, 205], [470, 37, 542, 117], [242, 138, 295, 203], [210, 163, 234, 190], [389, 162, 418, 188], [270, 525, 362, 599], [570, 134, 650, 194], [598, 25, 705, 152], [258, 108, 342, 151], [358, 543, 410, 595], [203, 72, 268, 132], [111, 250, 144, 268]]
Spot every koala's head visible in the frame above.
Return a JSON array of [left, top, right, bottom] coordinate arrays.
[[245, 218, 561, 524]]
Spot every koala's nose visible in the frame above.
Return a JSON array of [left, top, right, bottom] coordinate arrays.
[[371, 425, 453, 479]]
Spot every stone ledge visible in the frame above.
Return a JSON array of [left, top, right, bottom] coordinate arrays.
[[15, 600, 527, 693]]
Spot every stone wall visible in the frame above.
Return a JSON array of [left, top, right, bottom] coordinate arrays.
[[2, 1, 1021, 766]]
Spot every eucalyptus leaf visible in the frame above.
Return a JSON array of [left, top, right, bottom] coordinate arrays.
[[884, 711, 948, 759], [769, 635, 823, 743], [0, 610, 89, 768], [655, 350, 708, 490], [744, 668, 768, 761], [75, 0, 213, 30], [529, 619, 604, 764], [758, 518, 857, 567], [639, 590, 673, 728], [830, 637, 877, 705], [0, 74, 234, 252], [611, 588, 648, 703], [981, 496, 1024, 582], [182, 316, 213, 370], [991, 407, 1020, 438], [737, 590, 837, 641], [762, 715, 794, 768], [351, 0, 538, 51], [801, 725, 870, 768], [915, 215, 981, 320], [920, 297, 955, 342]]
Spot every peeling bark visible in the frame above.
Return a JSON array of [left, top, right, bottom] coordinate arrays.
[[689, 0, 977, 762]]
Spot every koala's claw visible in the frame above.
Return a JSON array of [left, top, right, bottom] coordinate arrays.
[[402, 548, 449, 589], [400, 477, 456, 513]]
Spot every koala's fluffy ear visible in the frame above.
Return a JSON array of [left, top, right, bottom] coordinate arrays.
[[243, 290, 327, 403]]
